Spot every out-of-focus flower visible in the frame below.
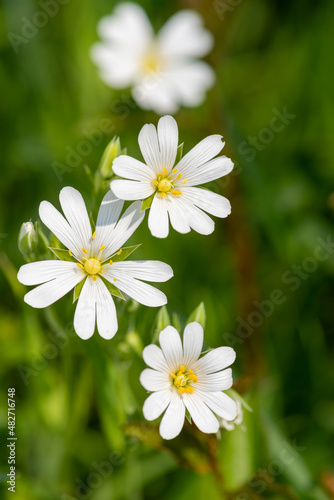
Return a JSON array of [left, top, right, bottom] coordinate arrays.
[[140, 322, 237, 440], [91, 3, 215, 114], [17, 187, 173, 340], [18, 222, 37, 255], [110, 115, 233, 238], [219, 391, 253, 431]]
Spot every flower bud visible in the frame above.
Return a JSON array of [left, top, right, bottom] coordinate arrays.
[[18, 222, 37, 255], [99, 136, 122, 179]]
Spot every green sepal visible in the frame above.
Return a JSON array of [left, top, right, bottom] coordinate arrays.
[[48, 247, 77, 262], [99, 276, 125, 300], [187, 302, 206, 328], [174, 142, 184, 166], [156, 305, 171, 332], [110, 244, 141, 262], [141, 193, 155, 211], [73, 278, 86, 303], [185, 409, 192, 424]]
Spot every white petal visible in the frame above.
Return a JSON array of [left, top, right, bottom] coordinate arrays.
[[182, 187, 231, 218], [167, 62, 215, 108], [148, 195, 169, 238], [176, 197, 215, 235], [108, 260, 173, 282], [39, 201, 82, 256], [97, 3, 153, 50], [138, 123, 161, 173], [198, 392, 238, 421], [159, 390, 185, 440], [59, 187, 92, 251], [23, 265, 83, 309], [92, 191, 124, 255], [158, 10, 214, 59], [176, 135, 224, 176], [102, 270, 167, 307], [74, 277, 97, 340], [185, 157, 234, 186], [140, 368, 171, 391], [195, 368, 233, 392], [95, 278, 118, 339], [110, 179, 154, 201], [193, 347, 236, 375], [105, 201, 145, 257], [182, 322, 204, 367], [143, 344, 170, 372], [133, 81, 180, 115], [18, 260, 82, 286], [142, 389, 172, 421], [159, 326, 183, 372], [91, 43, 140, 88], [157, 115, 178, 172], [182, 392, 219, 434], [112, 155, 155, 181], [166, 194, 191, 234]]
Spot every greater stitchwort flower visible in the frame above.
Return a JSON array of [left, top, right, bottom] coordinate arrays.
[[110, 115, 233, 238], [91, 3, 215, 114], [140, 322, 237, 440], [17, 187, 173, 340]]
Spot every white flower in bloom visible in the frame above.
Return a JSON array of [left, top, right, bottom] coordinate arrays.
[[110, 115, 233, 238], [219, 393, 252, 431], [91, 3, 215, 114], [17, 187, 173, 340], [140, 322, 237, 440]]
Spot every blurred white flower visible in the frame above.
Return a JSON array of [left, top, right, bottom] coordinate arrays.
[[140, 322, 237, 440], [110, 115, 233, 238], [91, 3, 215, 114], [17, 187, 173, 340]]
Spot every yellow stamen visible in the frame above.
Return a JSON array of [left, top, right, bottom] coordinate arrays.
[[189, 374, 198, 383], [173, 168, 177, 173], [93, 276, 97, 281], [68, 250, 72, 256], [109, 260, 113, 265], [152, 179, 159, 185], [176, 173, 182, 180], [113, 278, 117, 282], [179, 365, 185, 373], [188, 369, 193, 374], [157, 172, 163, 177], [171, 190, 182, 195], [170, 372, 176, 379], [82, 248, 88, 254], [184, 386, 194, 394], [77, 263, 83, 269], [117, 249, 122, 255], [92, 231, 96, 239], [99, 245, 105, 251], [160, 192, 166, 197], [178, 387, 185, 394], [182, 179, 188, 184], [163, 167, 168, 175]]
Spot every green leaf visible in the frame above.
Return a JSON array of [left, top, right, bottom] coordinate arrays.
[[73, 278, 86, 303], [174, 142, 184, 166], [172, 312, 182, 332], [141, 193, 155, 211], [48, 247, 77, 262], [110, 244, 141, 262], [156, 306, 171, 332], [100, 276, 125, 300], [187, 302, 206, 328]]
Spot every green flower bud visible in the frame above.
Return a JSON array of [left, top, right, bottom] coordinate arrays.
[[18, 222, 37, 255], [98, 136, 122, 179]]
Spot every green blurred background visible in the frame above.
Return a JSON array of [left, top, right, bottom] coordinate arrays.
[[1, 0, 334, 498]]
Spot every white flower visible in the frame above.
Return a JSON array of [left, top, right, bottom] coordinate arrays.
[[17, 187, 173, 340], [219, 393, 252, 431], [140, 322, 237, 440], [90, 3, 215, 114], [110, 115, 233, 238]]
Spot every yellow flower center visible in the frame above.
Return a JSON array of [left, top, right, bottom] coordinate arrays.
[[170, 365, 198, 394], [152, 167, 186, 198], [158, 178, 173, 192], [84, 258, 101, 275]]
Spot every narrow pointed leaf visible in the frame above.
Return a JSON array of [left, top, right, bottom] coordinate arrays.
[[141, 193, 155, 211], [110, 244, 141, 263], [187, 302, 206, 328], [49, 247, 77, 262], [100, 276, 125, 300], [73, 278, 86, 303]]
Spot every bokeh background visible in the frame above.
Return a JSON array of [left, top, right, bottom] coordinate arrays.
[[1, 0, 334, 499]]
